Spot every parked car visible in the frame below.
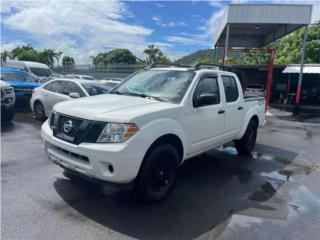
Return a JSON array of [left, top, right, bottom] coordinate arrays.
[[0, 68, 40, 104], [41, 64, 266, 203], [65, 74, 95, 80], [52, 73, 64, 79], [0, 80, 15, 122], [31, 79, 111, 120], [245, 84, 265, 97], [3, 60, 52, 78], [100, 79, 120, 88]]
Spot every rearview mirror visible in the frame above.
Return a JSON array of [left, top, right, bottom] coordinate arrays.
[[69, 92, 80, 98], [194, 93, 218, 107]]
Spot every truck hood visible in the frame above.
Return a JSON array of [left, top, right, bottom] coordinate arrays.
[[53, 94, 176, 121], [7, 80, 40, 88]]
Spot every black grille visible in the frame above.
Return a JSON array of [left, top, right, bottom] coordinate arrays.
[[52, 113, 105, 144]]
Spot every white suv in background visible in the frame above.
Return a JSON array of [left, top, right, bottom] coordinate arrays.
[[30, 79, 111, 120]]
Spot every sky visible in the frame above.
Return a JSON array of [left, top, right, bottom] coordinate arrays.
[[1, 0, 319, 64]]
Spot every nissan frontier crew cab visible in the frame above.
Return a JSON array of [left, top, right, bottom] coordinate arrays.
[[41, 63, 265, 203]]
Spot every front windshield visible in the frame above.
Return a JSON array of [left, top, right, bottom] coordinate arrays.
[[81, 83, 111, 96], [0, 72, 34, 82], [111, 70, 194, 103], [30, 67, 51, 77]]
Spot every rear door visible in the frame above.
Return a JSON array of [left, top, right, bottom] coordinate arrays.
[[221, 75, 245, 140], [45, 80, 67, 112], [184, 74, 226, 154]]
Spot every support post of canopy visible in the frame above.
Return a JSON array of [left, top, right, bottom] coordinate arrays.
[[294, 24, 308, 114]]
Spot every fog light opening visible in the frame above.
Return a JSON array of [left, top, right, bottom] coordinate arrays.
[[108, 164, 114, 173]]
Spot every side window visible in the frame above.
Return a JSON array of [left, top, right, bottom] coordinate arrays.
[[49, 81, 65, 94], [63, 82, 85, 97], [193, 76, 220, 107], [222, 76, 239, 102], [43, 82, 53, 91]]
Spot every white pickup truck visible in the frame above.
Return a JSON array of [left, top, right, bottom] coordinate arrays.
[[41, 64, 265, 203]]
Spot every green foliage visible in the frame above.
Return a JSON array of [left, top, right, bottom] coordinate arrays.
[[174, 49, 215, 65], [1, 44, 63, 67], [244, 23, 320, 64], [143, 45, 171, 64], [62, 56, 75, 68], [92, 49, 137, 65], [175, 23, 320, 65]]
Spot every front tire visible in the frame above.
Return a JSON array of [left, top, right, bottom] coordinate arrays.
[[234, 120, 258, 155], [1, 108, 15, 122], [34, 101, 46, 121], [136, 144, 180, 203]]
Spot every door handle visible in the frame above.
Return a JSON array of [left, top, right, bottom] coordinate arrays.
[[238, 106, 244, 110], [218, 109, 225, 114]]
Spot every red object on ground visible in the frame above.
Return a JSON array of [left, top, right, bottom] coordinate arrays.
[[265, 49, 275, 112]]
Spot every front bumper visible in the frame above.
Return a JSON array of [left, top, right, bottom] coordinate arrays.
[[1, 97, 15, 111], [41, 120, 144, 184]]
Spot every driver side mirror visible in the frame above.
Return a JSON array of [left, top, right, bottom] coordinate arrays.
[[194, 93, 218, 107], [69, 92, 80, 98]]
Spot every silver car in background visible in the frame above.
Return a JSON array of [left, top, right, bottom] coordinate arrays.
[[65, 74, 95, 80], [30, 79, 111, 120]]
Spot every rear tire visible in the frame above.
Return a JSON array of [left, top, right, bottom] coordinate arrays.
[[34, 101, 46, 121], [234, 120, 258, 155], [136, 144, 180, 203]]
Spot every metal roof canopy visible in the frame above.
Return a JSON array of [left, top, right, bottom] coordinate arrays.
[[283, 64, 320, 74], [214, 4, 313, 48]]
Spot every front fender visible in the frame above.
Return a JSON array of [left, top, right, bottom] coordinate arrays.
[[131, 118, 187, 158]]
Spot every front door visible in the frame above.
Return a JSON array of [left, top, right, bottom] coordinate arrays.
[[184, 74, 225, 155]]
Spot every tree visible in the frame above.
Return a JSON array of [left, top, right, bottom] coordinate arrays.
[[92, 49, 137, 65], [38, 49, 58, 68], [244, 23, 320, 64], [143, 44, 171, 64], [10, 44, 39, 62], [62, 56, 75, 68], [0, 51, 11, 62]]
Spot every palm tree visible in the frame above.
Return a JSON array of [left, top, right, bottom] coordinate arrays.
[[144, 44, 161, 63], [38, 49, 57, 68], [62, 56, 75, 69], [0, 51, 11, 62]]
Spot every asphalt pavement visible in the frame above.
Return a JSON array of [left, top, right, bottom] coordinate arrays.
[[2, 110, 320, 240]]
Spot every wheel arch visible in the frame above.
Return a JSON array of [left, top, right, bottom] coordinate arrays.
[[137, 134, 184, 178]]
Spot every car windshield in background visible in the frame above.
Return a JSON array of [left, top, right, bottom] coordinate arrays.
[[30, 67, 51, 77], [81, 83, 111, 96], [104, 82, 118, 88], [111, 70, 194, 103], [0, 72, 34, 82], [82, 76, 94, 80]]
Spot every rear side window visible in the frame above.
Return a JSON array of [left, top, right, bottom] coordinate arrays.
[[49, 81, 65, 94], [63, 82, 85, 97], [222, 76, 239, 102]]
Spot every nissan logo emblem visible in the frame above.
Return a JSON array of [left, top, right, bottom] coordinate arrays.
[[63, 120, 73, 133]]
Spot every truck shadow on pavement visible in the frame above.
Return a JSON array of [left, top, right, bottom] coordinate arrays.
[[54, 144, 299, 240]]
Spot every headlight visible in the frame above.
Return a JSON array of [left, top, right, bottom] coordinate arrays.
[[96, 123, 139, 143], [4, 87, 13, 94]]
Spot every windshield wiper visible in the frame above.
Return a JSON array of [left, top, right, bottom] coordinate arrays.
[[124, 92, 167, 102]]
